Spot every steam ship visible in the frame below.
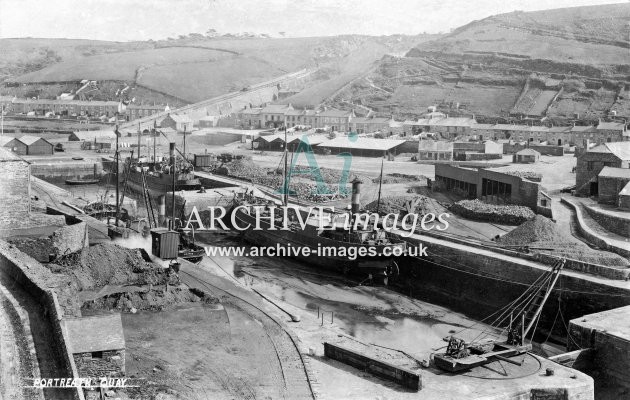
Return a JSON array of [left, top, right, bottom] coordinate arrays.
[[121, 156, 201, 195], [232, 174, 406, 285]]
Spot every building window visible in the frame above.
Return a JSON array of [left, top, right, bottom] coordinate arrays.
[[541, 199, 548, 207], [91, 351, 103, 359], [587, 161, 596, 170], [603, 162, 615, 167]]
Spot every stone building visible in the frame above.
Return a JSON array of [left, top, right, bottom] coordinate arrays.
[[0, 148, 30, 227], [161, 114, 193, 132], [63, 314, 126, 378], [597, 167, 630, 206], [513, 148, 541, 164], [434, 164, 551, 215], [418, 140, 453, 161], [575, 142, 630, 197]]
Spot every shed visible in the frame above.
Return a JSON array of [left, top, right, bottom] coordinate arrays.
[[513, 148, 541, 164], [18, 135, 54, 155], [1, 136, 27, 155], [254, 133, 286, 151], [598, 167, 630, 205], [69, 130, 118, 142], [198, 115, 218, 128], [317, 137, 406, 157], [63, 314, 126, 377]]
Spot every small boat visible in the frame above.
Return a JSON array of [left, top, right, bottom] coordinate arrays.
[[177, 228, 205, 264], [433, 258, 565, 372], [65, 178, 100, 185]]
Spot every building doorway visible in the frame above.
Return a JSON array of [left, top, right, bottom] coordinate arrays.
[[590, 181, 598, 197]]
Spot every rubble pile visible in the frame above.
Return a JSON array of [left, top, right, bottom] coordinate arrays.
[[499, 170, 543, 180], [210, 160, 352, 202], [449, 199, 535, 225], [499, 216, 629, 267], [82, 287, 218, 312], [498, 216, 571, 246], [372, 173, 424, 184], [52, 243, 177, 291]]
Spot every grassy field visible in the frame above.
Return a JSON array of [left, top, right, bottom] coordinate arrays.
[[13, 47, 235, 83], [413, 3, 630, 65], [137, 57, 285, 102]]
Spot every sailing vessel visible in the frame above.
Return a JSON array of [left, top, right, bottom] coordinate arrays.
[[433, 258, 565, 372], [232, 129, 405, 285]]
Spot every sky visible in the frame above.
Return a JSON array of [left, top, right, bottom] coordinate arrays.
[[0, 0, 626, 41]]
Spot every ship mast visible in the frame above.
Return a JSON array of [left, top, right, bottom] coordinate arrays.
[[376, 159, 384, 214], [283, 124, 288, 206], [170, 142, 176, 230], [114, 125, 120, 228]]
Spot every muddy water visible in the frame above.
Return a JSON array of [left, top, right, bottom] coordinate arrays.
[[194, 232, 498, 358]]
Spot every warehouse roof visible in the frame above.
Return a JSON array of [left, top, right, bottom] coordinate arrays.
[[318, 137, 405, 151], [63, 314, 125, 353], [261, 104, 291, 114], [598, 166, 630, 179], [18, 135, 50, 146], [70, 130, 117, 141], [287, 135, 328, 145]]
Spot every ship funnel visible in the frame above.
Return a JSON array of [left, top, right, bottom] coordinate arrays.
[[350, 177, 362, 214], [169, 142, 176, 168]]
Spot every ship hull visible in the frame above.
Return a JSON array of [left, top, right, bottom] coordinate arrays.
[[234, 208, 404, 282], [122, 169, 201, 195]]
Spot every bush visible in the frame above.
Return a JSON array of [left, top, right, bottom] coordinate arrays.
[[449, 199, 535, 225]]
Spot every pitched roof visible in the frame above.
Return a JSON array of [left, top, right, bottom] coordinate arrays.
[[285, 109, 303, 116], [287, 135, 328, 145], [258, 133, 286, 143], [597, 121, 626, 131], [516, 148, 541, 156], [0, 136, 13, 146], [318, 137, 405, 151], [70, 130, 117, 141], [548, 126, 572, 133], [428, 117, 476, 127], [588, 142, 630, 160], [471, 123, 496, 130], [63, 314, 125, 353], [599, 166, 630, 179], [18, 135, 50, 146], [240, 108, 262, 115], [571, 125, 596, 133], [261, 104, 291, 114], [318, 108, 353, 118], [620, 181, 630, 196]]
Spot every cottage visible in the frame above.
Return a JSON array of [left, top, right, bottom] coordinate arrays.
[[63, 314, 126, 378], [198, 115, 219, 128], [260, 104, 293, 128], [575, 142, 630, 197], [596, 121, 627, 143], [352, 117, 391, 134], [16, 135, 54, 155], [513, 148, 541, 164], [161, 114, 193, 133], [418, 140, 453, 161], [317, 108, 354, 132]]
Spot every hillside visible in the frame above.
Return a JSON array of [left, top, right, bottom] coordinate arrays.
[[0, 35, 426, 104], [326, 3, 630, 121]]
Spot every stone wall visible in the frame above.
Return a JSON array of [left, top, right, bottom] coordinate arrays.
[[584, 205, 630, 237], [0, 241, 84, 400], [30, 162, 103, 180], [73, 350, 125, 378], [0, 158, 30, 226], [568, 307, 630, 389], [529, 144, 565, 156]]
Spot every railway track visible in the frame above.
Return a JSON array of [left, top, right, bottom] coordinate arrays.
[[178, 267, 316, 400]]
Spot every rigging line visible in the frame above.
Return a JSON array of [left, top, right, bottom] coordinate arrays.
[[415, 254, 630, 298], [558, 303, 583, 350], [542, 297, 562, 346]]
